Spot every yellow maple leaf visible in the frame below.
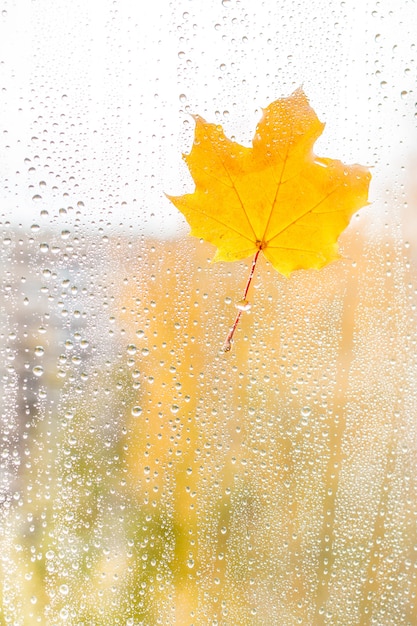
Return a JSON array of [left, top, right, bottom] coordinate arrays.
[[167, 88, 371, 349]]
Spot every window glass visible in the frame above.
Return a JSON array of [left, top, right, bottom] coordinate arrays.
[[1, 1, 416, 624]]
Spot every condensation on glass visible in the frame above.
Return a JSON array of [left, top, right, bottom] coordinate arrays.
[[0, 0, 416, 624]]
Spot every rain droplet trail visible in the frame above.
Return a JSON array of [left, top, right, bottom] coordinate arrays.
[[223, 249, 260, 352]]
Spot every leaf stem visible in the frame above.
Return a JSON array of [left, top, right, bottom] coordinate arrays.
[[223, 249, 261, 352]]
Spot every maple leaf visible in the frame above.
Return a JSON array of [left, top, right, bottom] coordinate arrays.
[[167, 88, 371, 349]]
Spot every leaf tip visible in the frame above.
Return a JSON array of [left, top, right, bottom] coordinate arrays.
[[292, 84, 307, 98]]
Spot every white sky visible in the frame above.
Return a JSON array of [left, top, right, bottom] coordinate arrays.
[[0, 0, 416, 236]]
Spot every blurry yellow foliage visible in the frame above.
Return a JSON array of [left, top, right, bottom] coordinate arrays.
[[119, 224, 417, 624]]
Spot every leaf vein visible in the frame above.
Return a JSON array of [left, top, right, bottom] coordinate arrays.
[[206, 135, 258, 241], [184, 204, 254, 244], [266, 185, 342, 244]]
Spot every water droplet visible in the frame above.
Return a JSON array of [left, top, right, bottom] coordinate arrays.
[[32, 366, 44, 377], [301, 406, 311, 417], [131, 406, 142, 417], [34, 346, 45, 357], [235, 299, 251, 311], [171, 404, 180, 414], [59, 584, 69, 596], [126, 344, 137, 355]]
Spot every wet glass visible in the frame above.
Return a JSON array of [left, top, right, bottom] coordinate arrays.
[[1, 0, 416, 624]]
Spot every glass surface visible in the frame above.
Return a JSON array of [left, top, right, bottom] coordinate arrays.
[[1, 0, 416, 624]]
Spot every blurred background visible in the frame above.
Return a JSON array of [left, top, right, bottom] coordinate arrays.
[[1, 0, 417, 624]]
